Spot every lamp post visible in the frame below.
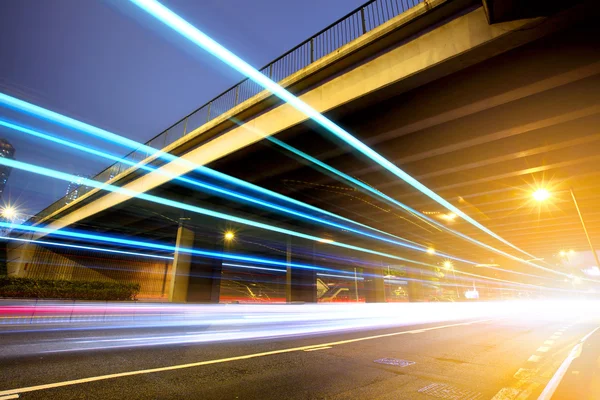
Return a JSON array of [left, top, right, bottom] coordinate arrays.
[[443, 260, 460, 300], [533, 187, 600, 268]]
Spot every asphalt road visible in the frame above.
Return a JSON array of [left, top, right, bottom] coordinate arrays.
[[0, 307, 598, 400]]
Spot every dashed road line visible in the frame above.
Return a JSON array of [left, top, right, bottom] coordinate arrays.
[[492, 323, 572, 399], [528, 355, 541, 363], [537, 346, 550, 353]]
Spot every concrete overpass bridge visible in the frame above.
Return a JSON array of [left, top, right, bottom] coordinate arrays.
[[7, 0, 600, 303]]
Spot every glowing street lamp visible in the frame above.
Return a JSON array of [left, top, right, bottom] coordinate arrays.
[[1, 206, 17, 221], [531, 187, 600, 268], [426, 247, 435, 255], [442, 260, 459, 298], [224, 231, 235, 241], [439, 212, 457, 222], [532, 188, 550, 202]]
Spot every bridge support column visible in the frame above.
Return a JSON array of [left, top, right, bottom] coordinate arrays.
[[288, 268, 317, 303], [364, 267, 385, 303], [407, 270, 424, 302], [169, 224, 195, 303], [186, 239, 222, 303], [169, 223, 222, 303], [286, 240, 316, 303]]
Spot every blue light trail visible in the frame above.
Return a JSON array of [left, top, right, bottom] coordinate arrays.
[[0, 157, 437, 268], [0, 93, 393, 242], [0, 118, 473, 264], [0, 221, 572, 290], [0, 221, 338, 274], [0, 235, 173, 260], [267, 137, 576, 278], [127, 0, 540, 261]]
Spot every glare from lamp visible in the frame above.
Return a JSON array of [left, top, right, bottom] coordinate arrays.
[[532, 188, 550, 202], [1, 206, 17, 221], [224, 231, 235, 241]]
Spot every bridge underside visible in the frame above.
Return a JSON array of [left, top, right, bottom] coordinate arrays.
[[9, 4, 600, 303]]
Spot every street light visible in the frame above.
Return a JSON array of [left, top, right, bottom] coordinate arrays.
[[439, 213, 457, 222], [1, 205, 17, 221], [531, 187, 600, 268], [426, 247, 435, 255], [442, 260, 459, 299], [224, 231, 235, 241], [532, 189, 550, 202]]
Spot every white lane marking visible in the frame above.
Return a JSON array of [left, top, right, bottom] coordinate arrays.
[[553, 332, 563, 336], [528, 355, 541, 362], [408, 329, 426, 334], [537, 346, 550, 353], [490, 387, 520, 400], [544, 340, 554, 345], [513, 368, 537, 380], [538, 326, 600, 400], [0, 395, 19, 399], [0, 319, 492, 397], [303, 346, 332, 352], [515, 383, 540, 399]]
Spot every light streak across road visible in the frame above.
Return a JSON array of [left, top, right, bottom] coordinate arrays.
[[0, 118, 473, 264], [127, 0, 541, 261]]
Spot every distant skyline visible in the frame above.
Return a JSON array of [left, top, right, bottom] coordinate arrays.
[[0, 138, 15, 201], [0, 0, 365, 214]]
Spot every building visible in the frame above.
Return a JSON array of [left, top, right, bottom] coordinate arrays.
[[0, 139, 15, 200], [65, 174, 90, 205]]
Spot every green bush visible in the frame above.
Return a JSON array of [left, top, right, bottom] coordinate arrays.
[[0, 277, 140, 301]]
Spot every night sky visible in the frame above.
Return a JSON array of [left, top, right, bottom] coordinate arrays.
[[0, 0, 364, 216]]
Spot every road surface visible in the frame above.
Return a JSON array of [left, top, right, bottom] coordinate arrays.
[[0, 302, 598, 399]]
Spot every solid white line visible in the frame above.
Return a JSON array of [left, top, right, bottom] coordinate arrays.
[[0, 395, 19, 400], [538, 325, 600, 400], [0, 319, 491, 396]]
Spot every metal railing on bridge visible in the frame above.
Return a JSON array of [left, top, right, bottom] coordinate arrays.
[[33, 0, 423, 223]]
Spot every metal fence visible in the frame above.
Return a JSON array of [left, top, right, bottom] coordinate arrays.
[[33, 0, 424, 223]]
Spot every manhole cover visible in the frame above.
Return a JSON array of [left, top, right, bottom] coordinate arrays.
[[373, 358, 415, 367], [418, 383, 482, 400]]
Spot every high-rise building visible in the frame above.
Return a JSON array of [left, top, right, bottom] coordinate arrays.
[[65, 174, 90, 205], [0, 139, 15, 200]]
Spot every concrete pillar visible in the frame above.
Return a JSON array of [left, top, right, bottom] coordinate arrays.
[[168, 224, 195, 302], [286, 240, 317, 303], [169, 224, 223, 303], [364, 267, 385, 303], [186, 240, 222, 303], [289, 268, 317, 303], [407, 270, 424, 302]]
